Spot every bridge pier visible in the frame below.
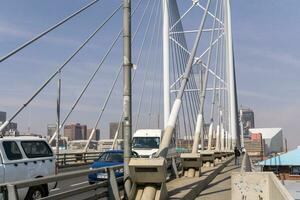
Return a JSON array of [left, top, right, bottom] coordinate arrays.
[[180, 153, 202, 177], [213, 151, 223, 164], [200, 150, 215, 167], [128, 157, 168, 200]]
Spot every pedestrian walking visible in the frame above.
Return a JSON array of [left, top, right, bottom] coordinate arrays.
[[234, 146, 240, 165]]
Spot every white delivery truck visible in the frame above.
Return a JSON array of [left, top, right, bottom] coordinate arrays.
[[132, 129, 176, 158], [0, 136, 56, 200]]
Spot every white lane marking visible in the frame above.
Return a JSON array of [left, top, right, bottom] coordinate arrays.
[[50, 188, 60, 192], [70, 181, 88, 187]]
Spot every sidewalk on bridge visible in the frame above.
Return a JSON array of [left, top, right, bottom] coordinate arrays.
[[167, 156, 234, 199], [195, 160, 241, 200]]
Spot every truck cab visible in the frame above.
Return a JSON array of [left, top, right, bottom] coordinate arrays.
[[132, 129, 162, 158], [0, 136, 56, 199], [132, 129, 177, 158]]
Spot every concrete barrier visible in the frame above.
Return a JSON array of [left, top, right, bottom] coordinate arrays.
[[240, 153, 252, 172], [231, 172, 294, 200]]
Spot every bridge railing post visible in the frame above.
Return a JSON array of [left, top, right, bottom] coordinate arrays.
[[83, 153, 87, 163], [171, 156, 179, 178], [6, 184, 18, 200], [107, 168, 120, 200], [63, 153, 66, 165]]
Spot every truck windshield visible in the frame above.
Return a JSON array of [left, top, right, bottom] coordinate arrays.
[[21, 141, 53, 158], [132, 137, 160, 149]]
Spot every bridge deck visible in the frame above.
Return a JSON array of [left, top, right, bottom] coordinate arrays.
[[167, 156, 235, 199], [196, 160, 241, 200]]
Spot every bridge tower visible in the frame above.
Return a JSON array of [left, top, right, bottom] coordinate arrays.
[[126, 0, 241, 199]]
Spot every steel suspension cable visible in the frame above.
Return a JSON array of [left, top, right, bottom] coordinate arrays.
[[157, 0, 212, 156], [148, 5, 162, 128], [50, 9, 126, 143], [148, 9, 162, 128], [169, 2, 201, 138], [171, 12, 195, 140], [0, 0, 104, 63], [175, 20, 201, 118], [112, 0, 160, 147], [134, 0, 161, 131], [176, 38, 197, 135], [157, 46, 163, 129], [0, 4, 122, 132], [210, 0, 223, 122], [89, 0, 145, 129], [169, 5, 192, 144], [83, 0, 145, 151], [195, 0, 220, 151]]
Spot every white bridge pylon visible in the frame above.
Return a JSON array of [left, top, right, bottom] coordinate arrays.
[[128, 0, 240, 199]]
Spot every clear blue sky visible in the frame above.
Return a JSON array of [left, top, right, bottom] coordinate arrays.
[[0, 0, 299, 149]]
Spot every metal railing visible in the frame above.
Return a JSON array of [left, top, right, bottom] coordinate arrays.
[[56, 151, 102, 167], [0, 164, 122, 200]]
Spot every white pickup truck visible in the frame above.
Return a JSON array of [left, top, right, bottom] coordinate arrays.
[[0, 136, 56, 200]]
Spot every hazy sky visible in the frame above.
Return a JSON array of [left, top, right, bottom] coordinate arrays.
[[232, 0, 300, 149], [0, 0, 299, 149]]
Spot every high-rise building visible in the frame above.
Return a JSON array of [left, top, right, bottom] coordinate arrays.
[[240, 108, 255, 138], [109, 122, 123, 139], [47, 124, 57, 137], [0, 111, 6, 123], [87, 128, 100, 141], [64, 123, 87, 140], [249, 128, 284, 155]]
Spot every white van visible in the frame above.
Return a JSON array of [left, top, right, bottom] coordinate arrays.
[[132, 129, 176, 158], [0, 136, 56, 199]]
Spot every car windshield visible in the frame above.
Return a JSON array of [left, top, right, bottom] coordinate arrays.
[[97, 152, 123, 163], [132, 137, 160, 149]]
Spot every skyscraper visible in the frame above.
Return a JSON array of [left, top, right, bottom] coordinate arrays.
[[87, 128, 100, 141], [240, 108, 255, 138], [0, 111, 6, 123], [64, 123, 87, 140]]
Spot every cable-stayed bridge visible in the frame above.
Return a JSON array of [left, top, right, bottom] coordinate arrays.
[[0, 0, 294, 199]]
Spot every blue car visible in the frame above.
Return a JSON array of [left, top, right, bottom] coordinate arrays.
[[88, 150, 138, 184], [88, 150, 123, 184]]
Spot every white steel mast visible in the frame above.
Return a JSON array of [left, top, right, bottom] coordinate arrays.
[[162, 0, 170, 128], [224, 0, 240, 148]]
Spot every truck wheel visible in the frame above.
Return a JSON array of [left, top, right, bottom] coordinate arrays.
[[25, 185, 47, 200]]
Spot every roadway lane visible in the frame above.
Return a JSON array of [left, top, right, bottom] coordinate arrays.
[[49, 165, 107, 199]]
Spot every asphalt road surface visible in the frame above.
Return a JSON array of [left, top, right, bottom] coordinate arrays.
[[49, 165, 108, 200]]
